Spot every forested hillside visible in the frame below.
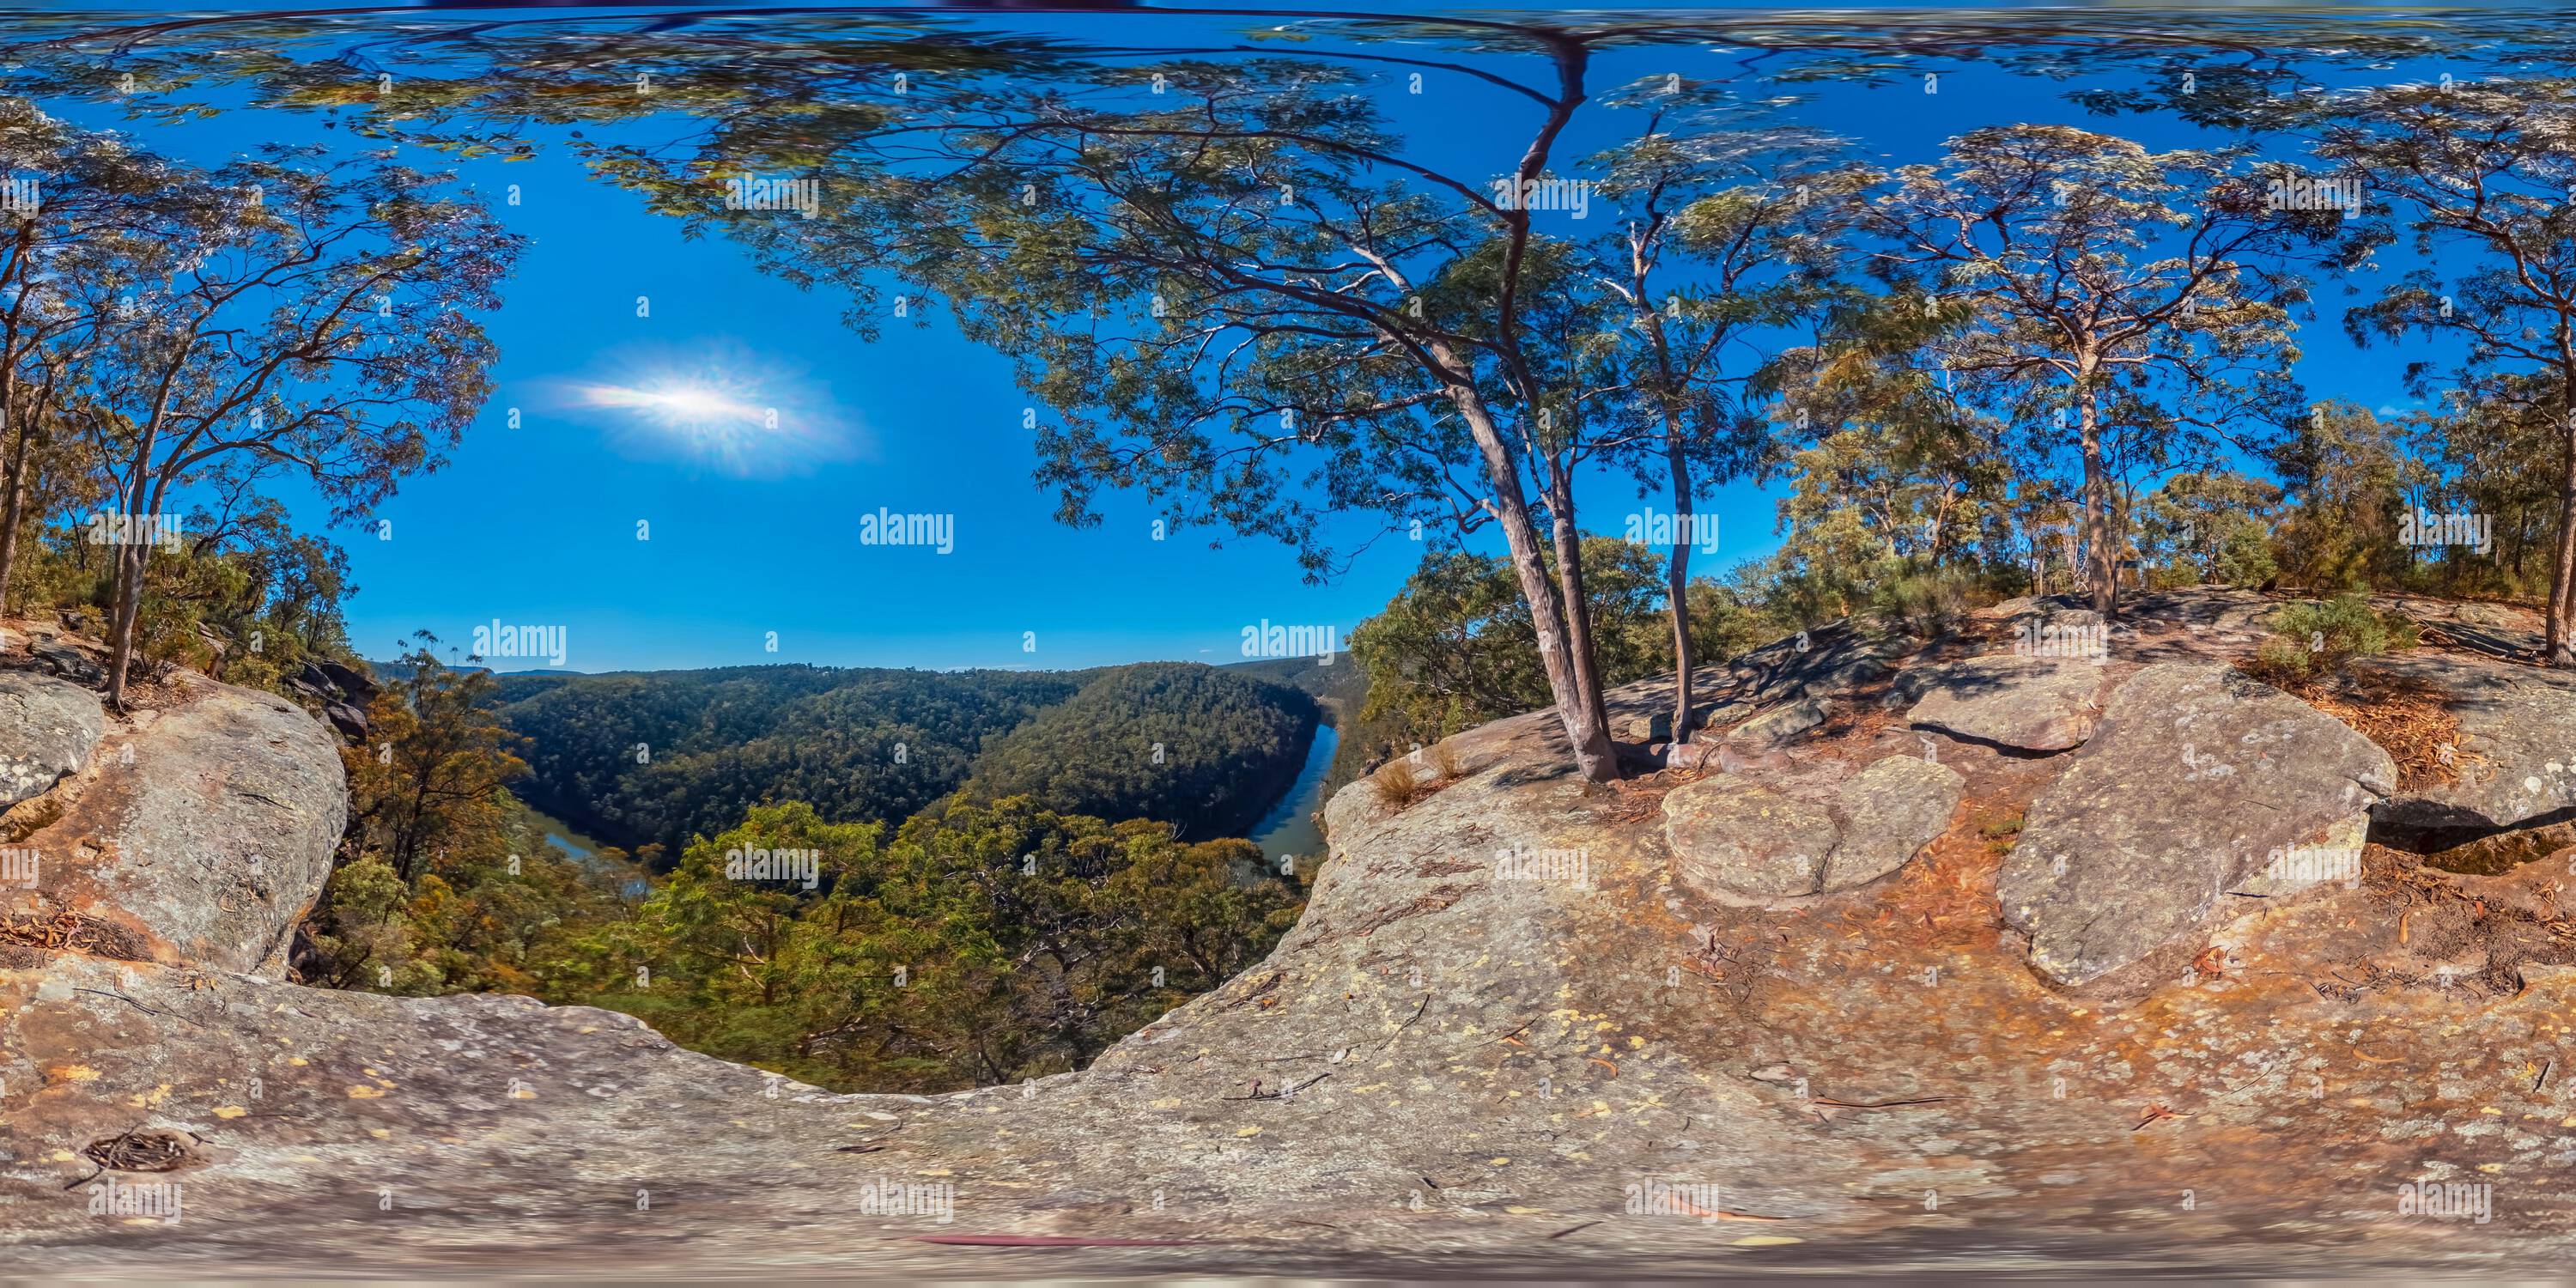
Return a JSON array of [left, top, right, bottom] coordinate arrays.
[[959, 662, 1321, 839], [490, 666, 1084, 858], [487, 661, 1318, 859], [1220, 653, 1366, 726]]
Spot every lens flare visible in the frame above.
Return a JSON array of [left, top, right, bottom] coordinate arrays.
[[556, 344, 860, 477]]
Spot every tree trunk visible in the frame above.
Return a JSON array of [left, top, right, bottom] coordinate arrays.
[[105, 451, 161, 709], [1444, 381, 1616, 782], [1662, 422, 1696, 743], [0, 443, 27, 615], [2075, 381, 2118, 616], [106, 540, 147, 707], [2549, 403, 2576, 666], [1545, 470, 1612, 745]]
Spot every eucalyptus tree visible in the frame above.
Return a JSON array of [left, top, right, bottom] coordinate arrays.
[[708, 52, 1659, 781], [1583, 79, 1862, 743], [2321, 77, 2576, 664], [63, 148, 519, 707], [1859, 125, 2335, 616], [0, 98, 180, 606]]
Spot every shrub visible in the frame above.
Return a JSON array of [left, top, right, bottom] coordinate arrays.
[[2249, 594, 2417, 682]]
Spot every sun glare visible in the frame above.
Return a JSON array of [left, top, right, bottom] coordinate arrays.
[[559, 347, 858, 476]]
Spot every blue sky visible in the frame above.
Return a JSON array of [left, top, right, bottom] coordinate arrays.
[[44, 11, 2433, 673]]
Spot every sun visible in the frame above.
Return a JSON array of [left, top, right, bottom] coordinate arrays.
[[556, 344, 859, 476]]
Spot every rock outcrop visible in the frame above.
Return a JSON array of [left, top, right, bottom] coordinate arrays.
[[10, 676, 346, 975], [0, 671, 102, 807], [8, 594, 2576, 1276], [2354, 651, 2576, 837], [1663, 754, 1963, 902], [1996, 663, 2395, 994], [1904, 653, 2107, 753]]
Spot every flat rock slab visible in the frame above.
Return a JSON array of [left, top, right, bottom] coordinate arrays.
[[1722, 697, 1825, 750], [2353, 651, 2576, 835], [1665, 754, 1963, 902], [0, 670, 103, 807], [1997, 662, 2395, 995], [16, 679, 346, 975], [1906, 653, 2108, 752]]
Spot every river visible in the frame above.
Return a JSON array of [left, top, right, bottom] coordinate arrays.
[[1248, 722, 1337, 875], [518, 801, 649, 898]]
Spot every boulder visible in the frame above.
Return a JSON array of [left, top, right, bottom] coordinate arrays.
[[16, 678, 346, 975], [27, 639, 102, 687], [2353, 651, 2576, 836], [1722, 696, 1826, 750], [1906, 653, 2107, 752], [1821, 755, 1966, 890], [0, 671, 103, 807], [1996, 663, 2396, 995], [1664, 754, 1963, 902], [1727, 618, 1911, 705], [1663, 773, 1839, 900], [323, 700, 370, 741]]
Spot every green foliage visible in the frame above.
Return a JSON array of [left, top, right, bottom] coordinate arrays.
[[2252, 594, 2420, 681], [307, 641, 625, 995], [491, 665, 1082, 858], [544, 797, 1303, 1091], [1344, 538, 1678, 763], [2269, 402, 2422, 593], [2137, 471, 2282, 588], [959, 663, 1319, 839], [493, 660, 1319, 859]]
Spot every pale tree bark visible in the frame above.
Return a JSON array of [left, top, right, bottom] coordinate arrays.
[[2075, 372, 2119, 616], [1445, 379, 1616, 782], [1662, 420, 1697, 743], [1543, 469, 1613, 742], [104, 432, 161, 709], [2549, 385, 2576, 666]]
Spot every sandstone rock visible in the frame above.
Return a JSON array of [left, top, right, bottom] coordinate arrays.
[[1727, 618, 1911, 704], [19, 679, 346, 975], [5, 653, 2575, 1275], [0, 671, 102, 807], [2353, 651, 2576, 836], [1722, 696, 1826, 750], [1905, 653, 2106, 752], [1664, 755, 1962, 902], [1662, 773, 1839, 900], [27, 639, 102, 687], [1821, 755, 1965, 890], [1997, 663, 2396, 994]]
